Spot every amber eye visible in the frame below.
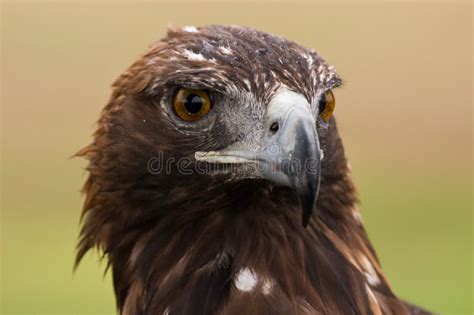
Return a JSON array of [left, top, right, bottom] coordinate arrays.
[[318, 89, 336, 122], [173, 88, 212, 121]]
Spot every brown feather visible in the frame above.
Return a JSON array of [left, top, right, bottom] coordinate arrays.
[[76, 25, 431, 315]]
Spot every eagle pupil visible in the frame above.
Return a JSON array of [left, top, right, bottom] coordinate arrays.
[[318, 93, 327, 114], [184, 94, 203, 114]]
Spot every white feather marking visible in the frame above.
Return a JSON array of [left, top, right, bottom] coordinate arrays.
[[320, 71, 327, 82], [183, 49, 206, 61], [353, 209, 363, 223], [146, 57, 159, 66], [361, 255, 380, 285], [163, 307, 170, 315], [219, 46, 232, 55], [235, 268, 258, 292], [182, 25, 198, 33], [261, 278, 274, 295], [305, 53, 314, 67], [243, 79, 251, 90]]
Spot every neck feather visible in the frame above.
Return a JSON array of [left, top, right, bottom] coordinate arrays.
[[84, 174, 409, 315]]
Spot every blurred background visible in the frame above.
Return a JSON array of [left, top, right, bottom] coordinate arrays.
[[1, 1, 472, 314]]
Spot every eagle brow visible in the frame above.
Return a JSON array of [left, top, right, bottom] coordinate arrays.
[[328, 76, 344, 90], [166, 78, 228, 93]]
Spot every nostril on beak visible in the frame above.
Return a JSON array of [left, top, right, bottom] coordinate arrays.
[[269, 121, 279, 134]]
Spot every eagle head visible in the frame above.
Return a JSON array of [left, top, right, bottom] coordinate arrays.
[[76, 25, 430, 315]]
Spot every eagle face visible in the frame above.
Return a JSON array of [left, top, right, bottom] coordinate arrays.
[[77, 25, 430, 315], [105, 25, 342, 225]]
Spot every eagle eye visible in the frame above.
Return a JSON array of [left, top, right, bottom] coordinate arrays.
[[318, 89, 335, 122], [173, 88, 212, 121]]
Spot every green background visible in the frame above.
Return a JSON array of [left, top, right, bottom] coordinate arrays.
[[1, 1, 472, 314]]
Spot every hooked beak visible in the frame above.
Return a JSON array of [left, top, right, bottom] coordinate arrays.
[[195, 90, 321, 227]]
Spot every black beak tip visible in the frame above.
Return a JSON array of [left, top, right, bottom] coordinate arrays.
[[298, 189, 317, 228]]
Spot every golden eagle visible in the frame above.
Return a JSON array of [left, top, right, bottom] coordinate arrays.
[[76, 25, 431, 315]]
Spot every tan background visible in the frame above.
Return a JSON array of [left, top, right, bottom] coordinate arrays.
[[1, 1, 472, 314]]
